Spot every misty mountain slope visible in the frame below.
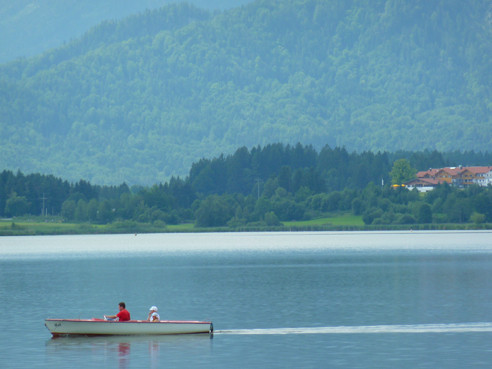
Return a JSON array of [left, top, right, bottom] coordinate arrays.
[[0, 0, 253, 62], [0, 0, 491, 184]]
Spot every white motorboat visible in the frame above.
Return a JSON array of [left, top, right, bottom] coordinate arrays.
[[45, 318, 213, 337]]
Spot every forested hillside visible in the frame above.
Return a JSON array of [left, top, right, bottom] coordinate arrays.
[[2, 145, 491, 229], [1, 0, 491, 184], [0, 0, 253, 62]]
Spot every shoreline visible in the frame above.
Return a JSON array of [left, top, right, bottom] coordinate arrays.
[[1, 219, 491, 237]]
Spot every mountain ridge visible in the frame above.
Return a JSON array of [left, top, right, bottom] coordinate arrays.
[[1, 0, 491, 184], [0, 0, 253, 62]]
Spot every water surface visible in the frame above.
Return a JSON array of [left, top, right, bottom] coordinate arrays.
[[1, 231, 491, 368]]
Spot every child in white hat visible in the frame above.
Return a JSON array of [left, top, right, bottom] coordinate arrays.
[[148, 306, 160, 322]]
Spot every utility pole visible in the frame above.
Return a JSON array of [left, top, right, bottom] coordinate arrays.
[[40, 193, 47, 217]]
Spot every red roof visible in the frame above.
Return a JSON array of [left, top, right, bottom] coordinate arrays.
[[465, 166, 492, 175], [438, 167, 462, 176], [405, 178, 442, 186], [417, 166, 492, 178], [417, 169, 440, 178]]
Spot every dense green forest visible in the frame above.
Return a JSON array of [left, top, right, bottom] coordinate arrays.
[[0, 0, 252, 62], [2, 145, 491, 229], [1, 0, 490, 185]]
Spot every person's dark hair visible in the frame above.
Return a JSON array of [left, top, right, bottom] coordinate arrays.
[[119, 302, 126, 309]]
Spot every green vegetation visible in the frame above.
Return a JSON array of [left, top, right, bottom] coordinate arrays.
[[1, 145, 491, 235], [283, 214, 364, 227], [1, 0, 491, 184], [0, 218, 162, 236], [390, 159, 417, 185], [0, 0, 252, 62]]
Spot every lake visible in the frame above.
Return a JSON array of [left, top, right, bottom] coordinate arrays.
[[1, 231, 492, 368]]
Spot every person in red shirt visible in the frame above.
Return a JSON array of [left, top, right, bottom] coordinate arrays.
[[104, 302, 131, 321]]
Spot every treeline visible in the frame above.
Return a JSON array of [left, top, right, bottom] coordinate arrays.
[[0, 170, 130, 220], [1, 145, 491, 227]]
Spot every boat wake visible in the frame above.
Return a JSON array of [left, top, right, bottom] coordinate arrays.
[[217, 322, 492, 335]]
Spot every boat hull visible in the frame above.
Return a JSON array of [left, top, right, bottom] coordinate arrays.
[[45, 319, 213, 337]]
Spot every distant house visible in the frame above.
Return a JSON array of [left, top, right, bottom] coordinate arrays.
[[416, 168, 440, 179], [405, 166, 492, 191], [484, 169, 492, 186], [466, 167, 492, 187], [405, 178, 441, 192], [452, 168, 473, 187], [434, 168, 455, 184]]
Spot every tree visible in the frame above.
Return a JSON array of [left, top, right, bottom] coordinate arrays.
[[470, 212, 486, 224], [75, 199, 88, 221], [98, 200, 114, 224], [473, 192, 492, 221], [351, 198, 364, 215], [443, 195, 472, 223], [195, 195, 233, 227], [362, 207, 383, 225], [87, 199, 99, 222], [396, 214, 416, 224], [61, 200, 76, 221], [273, 198, 304, 221], [264, 211, 281, 226], [417, 203, 432, 223], [390, 159, 417, 185], [277, 166, 292, 192], [5, 194, 30, 217]]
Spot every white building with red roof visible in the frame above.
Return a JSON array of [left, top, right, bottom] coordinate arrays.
[[405, 166, 492, 191]]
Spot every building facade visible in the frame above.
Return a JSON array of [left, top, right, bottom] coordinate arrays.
[[406, 166, 492, 192]]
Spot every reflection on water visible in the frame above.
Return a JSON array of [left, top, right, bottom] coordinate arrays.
[[118, 342, 130, 369], [45, 334, 212, 369], [46, 333, 212, 345], [149, 341, 158, 369]]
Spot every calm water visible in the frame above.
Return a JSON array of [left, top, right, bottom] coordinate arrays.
[[1, 231, 492, 368]]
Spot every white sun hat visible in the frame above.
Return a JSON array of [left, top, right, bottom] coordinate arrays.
[[149, 306, 158, 312]]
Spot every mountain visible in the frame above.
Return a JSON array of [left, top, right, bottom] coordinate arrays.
[[0, 0, 253, 63], [1, 0, 491, 185]]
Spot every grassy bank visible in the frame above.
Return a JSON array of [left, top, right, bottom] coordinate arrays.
[[283, 214, 365, 227], [1, 215, 491, 236]]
